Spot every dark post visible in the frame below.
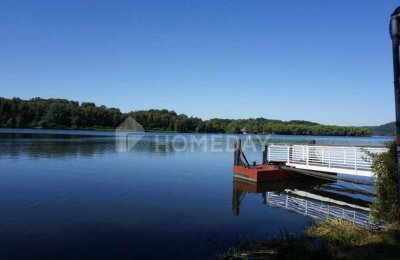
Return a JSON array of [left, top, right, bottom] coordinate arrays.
[[234, 140, 241, 166], [263, 145, 269, 164], [390, 6, 400, 205]]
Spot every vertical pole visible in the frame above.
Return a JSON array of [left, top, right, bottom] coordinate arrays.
[[392, 40, 400, 205], [263, 145, 269, 164], [234, 140, 241, 166], [234, 141, 238, 166], [322, 148, 324, 165], [328, 147, 331, 169], [355, 147, 358, 175]]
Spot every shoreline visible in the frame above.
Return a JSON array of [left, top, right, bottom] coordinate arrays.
[[219, 219, 400, 259], [0, 126, 393, 138]]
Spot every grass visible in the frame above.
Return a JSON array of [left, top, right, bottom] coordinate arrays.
[[216, 230, 333, 259], [307, 220, 400, 259], [306, 219, 380, 247], [218, 220, 400, 259]]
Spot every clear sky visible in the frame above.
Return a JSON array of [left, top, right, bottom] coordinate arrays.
[[1, 0, 399, 126]]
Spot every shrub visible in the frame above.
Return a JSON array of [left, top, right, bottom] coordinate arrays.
[[370, 141, 400, 223]]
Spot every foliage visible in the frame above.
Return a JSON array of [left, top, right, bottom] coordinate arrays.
[[220, 220, 400, 259], [306, 219, 400, 259], [0, 97, 124, 129], [0, 97, 371, 136], [216, 231, 333, 259], [306, 219, 380, 248], [370, 141, 400, 223], [220, 118, 370, 136], [371, 122, 396, 136]]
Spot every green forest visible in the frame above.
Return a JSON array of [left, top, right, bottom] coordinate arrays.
[[0, 97, 374, 136], [371, 121, 396, 136]]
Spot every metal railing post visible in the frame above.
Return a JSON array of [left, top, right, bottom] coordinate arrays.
[[355, 147, 358, 175], [287, 146, 290, 163], [322, 148, 324, 165], [328, 147, 331, 169]]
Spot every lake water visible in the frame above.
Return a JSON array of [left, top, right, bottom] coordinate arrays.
[[0, 129, 393, 259]]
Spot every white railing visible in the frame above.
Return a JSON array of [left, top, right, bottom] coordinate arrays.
[[266, 192, 382, 228], [267, 145, 388, 177]]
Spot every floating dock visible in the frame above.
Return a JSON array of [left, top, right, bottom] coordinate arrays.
[[266, 144, 387, 177], [233, 140, 387, 183]]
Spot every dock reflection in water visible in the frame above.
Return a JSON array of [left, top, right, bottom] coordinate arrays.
[[232, 177, 383, 228]]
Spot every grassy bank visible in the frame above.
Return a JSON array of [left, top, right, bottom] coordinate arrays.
[[219, 219, 400, 259], [307, 220, 400, 259]]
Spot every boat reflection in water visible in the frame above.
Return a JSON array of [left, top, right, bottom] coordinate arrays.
[[232, 177, 383, 228]]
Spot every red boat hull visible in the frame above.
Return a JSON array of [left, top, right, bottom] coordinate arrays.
[[233, 164, 298, 182]]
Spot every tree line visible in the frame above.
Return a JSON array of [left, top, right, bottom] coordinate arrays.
[[371, 122, 395, 136], [0, 97, 371, 136]]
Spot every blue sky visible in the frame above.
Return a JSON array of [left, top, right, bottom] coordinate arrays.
[[0, 0, 399, 126]]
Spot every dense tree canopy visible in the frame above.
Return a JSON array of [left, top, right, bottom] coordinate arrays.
[[0, 97, 123, 129], [0, 97, 372, 136], [371, 122, 395, 136]]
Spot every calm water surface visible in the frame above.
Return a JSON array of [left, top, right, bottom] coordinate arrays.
[[0, 129, 393, 259]]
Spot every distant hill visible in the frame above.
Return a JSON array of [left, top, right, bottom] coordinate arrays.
[[372, 122, 395, 136]]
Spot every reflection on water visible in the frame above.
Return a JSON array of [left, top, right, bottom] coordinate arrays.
[[0, 139, 115, 159], [233, 178, 383, 228], [0, 129, 389, 258], [0, 137, 179, 160]]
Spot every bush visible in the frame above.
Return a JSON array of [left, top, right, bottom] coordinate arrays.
[[370, 141, 400, 223]]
